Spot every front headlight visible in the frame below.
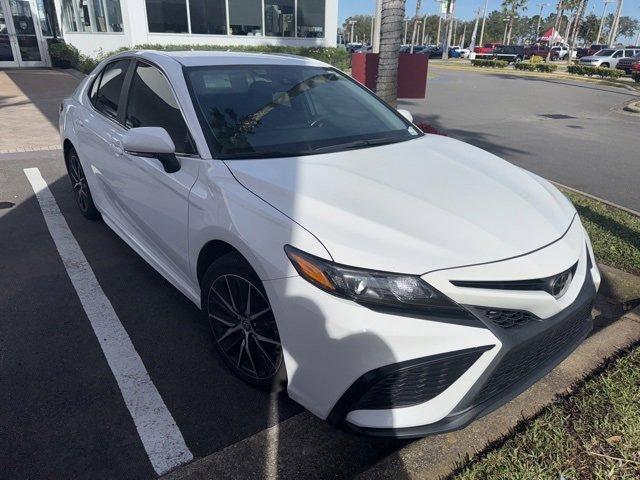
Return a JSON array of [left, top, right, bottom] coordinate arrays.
[[284, 245, 468, 317]]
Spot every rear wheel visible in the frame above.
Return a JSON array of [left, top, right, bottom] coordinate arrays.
[[601, 63, 609, 68], [202, 253, 286, 391], [66, 147, 99, 220]]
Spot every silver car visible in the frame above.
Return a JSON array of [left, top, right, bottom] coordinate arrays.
[[579, 48, 640, 69]]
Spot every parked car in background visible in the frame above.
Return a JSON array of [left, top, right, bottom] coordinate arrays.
[[587, 44, 609, 56], [478, 45, 526, 63], [615, 52, 640, 74], [575, 47, 590, 58], [580, 48, 639, 69], [525, 45, 559, 60], [550, 45, 576, 60], [474, 43, 502, 54]]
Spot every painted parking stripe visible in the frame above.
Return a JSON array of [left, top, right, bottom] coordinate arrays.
[[24, 167, 193, 475]]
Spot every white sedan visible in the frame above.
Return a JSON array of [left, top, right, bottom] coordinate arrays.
[[59, 50, 600, 437]]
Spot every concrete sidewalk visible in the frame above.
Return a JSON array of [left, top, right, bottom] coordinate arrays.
[[0, 69, 80, 153]]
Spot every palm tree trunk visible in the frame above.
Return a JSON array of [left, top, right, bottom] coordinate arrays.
[[377, 0, 406, 107]]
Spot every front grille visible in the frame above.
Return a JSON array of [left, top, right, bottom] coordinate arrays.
[[474, 302, 592, 405], [484, 309, 538, 329], [353, 347, 490, 410]]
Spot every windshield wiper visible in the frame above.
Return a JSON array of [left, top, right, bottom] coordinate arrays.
[[218, 151, 303, 160], [310, 137, 405, 154]]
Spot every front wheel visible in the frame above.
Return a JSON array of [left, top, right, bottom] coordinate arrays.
[[601, 63, 609, 68], [66, 147, 100, 220], [202, 254, 286, 391]]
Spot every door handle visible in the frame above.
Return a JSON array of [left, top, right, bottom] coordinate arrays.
[[109, 142, 124, 156]]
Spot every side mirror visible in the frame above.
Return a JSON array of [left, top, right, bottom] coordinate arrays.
[[397, 109, 413, 123], [123, 127, 180, 174]]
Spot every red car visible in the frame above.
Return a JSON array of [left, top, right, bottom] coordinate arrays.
[[615, 53, 640, 74], [474, 43, 502, 54]]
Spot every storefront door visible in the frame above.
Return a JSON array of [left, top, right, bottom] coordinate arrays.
[[0, 0, 48, 67]]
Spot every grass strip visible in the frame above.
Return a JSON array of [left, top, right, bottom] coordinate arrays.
[[450, 343, 640, 480], [562, 189, 640, 276]]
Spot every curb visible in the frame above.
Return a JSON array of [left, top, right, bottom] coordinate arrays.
[[357, 303, 640, 480]]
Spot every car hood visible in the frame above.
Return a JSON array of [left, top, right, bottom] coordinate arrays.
[[225, 135, 576, 275]]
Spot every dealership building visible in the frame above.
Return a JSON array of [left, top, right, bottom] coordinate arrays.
[[0, 0, 338, 68]]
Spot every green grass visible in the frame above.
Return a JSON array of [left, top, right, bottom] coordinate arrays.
[[450, 345, 640, 480], [563, 190, 640, 276]]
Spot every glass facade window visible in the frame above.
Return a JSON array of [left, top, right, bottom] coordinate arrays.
[[145, 0, 188, 33], [105, 0, 123, 31], [61, 0, 123, 33], [61, 0, 76, 32], [297, 0, 324, 38], [264, 0, 293, 37], [229, 0, 262, 36], [189, 0, 226, 35], [92, 0, 107, 32]]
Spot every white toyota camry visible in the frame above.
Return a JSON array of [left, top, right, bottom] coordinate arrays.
[[59, 50, 600, 437]]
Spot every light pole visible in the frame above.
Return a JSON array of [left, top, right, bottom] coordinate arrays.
[[434, 0, 445, 45], [502, 18, 510, 44], [479, 0, 489, 46], [404, 18, 409, 44], [348, 20, 357, 44], [596, 0, 614, 44], [536, 3, 550, 38], [607, 0, 624, 46]]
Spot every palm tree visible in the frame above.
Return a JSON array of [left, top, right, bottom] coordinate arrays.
[[501, 0, 527, 44], [376, 0, 406, 107]]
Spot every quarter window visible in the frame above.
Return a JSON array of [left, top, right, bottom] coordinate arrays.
[[125, 63, 196, 155], [94, 59, 129, 121]]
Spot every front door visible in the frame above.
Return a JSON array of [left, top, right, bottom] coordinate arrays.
[[0, 0, 48, 68]]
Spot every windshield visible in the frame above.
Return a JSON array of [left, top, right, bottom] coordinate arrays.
[[595, 49, 615, 56], [184, 65, 420, 159]]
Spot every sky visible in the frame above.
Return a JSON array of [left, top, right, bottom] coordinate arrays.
[[339, 0, 640, 24]]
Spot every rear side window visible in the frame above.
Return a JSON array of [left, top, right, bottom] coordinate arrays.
[[95, 60, 129, 121], [125, 63, 196, 155]]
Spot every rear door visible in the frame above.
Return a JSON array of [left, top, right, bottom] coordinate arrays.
[[76, 58, 131, 222]]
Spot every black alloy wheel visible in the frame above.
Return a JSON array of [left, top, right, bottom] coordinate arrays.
[[203, 254, 286, 391], [67, 148, 99, 220]]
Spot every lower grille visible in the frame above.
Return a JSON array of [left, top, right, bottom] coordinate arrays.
[[474, 301, 592, 405], [353, 347, 491, 410]]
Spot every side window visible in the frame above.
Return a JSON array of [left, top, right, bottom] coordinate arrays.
[[613, 50, 623, 58], [95, 60, 129, 121], [125, 63, 196, 155]]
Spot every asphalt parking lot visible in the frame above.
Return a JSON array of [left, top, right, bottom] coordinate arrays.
[[401, 65, 640, 212], [1, 67, 638, 479]]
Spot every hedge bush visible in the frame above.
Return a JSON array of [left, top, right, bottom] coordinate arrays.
[[633, 72, 640, 83], [48, 41, 80, 68], [567, 64, 623, 78], [470, 59, 508, 68], [49, 41, 350, 74], [513, 61, 558, 73]]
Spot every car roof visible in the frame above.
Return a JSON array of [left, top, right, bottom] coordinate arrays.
[[116, 49, 330, 68]]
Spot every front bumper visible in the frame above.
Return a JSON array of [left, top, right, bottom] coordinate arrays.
[[341, 270, 596, 438], [263, 219, 599, 436]]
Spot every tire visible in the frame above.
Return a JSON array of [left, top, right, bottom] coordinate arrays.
[[202, 253, 286, 391], [601, 63, 609, 68], [66, 146, 100, 220]]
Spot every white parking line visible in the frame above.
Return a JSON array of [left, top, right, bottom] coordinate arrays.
[[24, 167, 193, 475]]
